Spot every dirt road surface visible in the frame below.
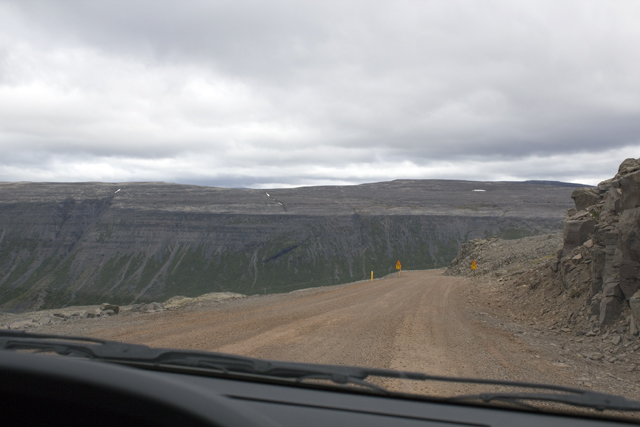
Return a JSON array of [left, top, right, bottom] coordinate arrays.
[[38, 269, 593, 397]]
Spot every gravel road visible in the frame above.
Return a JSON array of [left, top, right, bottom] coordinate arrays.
[[34, 269, 589, 398]]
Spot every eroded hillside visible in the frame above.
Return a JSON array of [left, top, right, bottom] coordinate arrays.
[[0, 180, 574, 311]]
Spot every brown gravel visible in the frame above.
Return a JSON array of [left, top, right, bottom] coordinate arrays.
[[29, 269, 631, 403], [445, 233, 640, 404]]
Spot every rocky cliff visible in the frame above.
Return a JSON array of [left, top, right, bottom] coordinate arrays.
[[555, 158, 640, 329], [447, 157, 640, 337], [442, 159, 640, 375], [0, 179, 574, 312]]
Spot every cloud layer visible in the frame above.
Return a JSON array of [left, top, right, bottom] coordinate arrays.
[[1, 1, 639, 187]]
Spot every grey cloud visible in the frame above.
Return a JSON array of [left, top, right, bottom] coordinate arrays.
[[8, 1, 329, 78], [1, 1, 639, 186]]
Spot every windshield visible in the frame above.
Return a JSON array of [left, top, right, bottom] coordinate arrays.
[[1, 0, 640, 421]]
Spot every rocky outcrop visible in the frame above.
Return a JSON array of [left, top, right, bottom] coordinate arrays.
[[571, 187, 601, 211], [100, 303, 120, 314], [447, 157, 640, 338], [550, 158, 640, 329], [129, 302, 165, 313], [446, 197, 640, 374], [562, 215, 595, 255], [0, 291, 245, 329]]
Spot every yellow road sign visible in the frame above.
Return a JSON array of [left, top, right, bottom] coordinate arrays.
[[396, 260, 401, 270]]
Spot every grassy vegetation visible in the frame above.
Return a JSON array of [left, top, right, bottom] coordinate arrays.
[[0, 213, 562, 309], [498, 228, 534, 240]]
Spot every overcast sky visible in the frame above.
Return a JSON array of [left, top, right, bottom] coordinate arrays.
[[1, 1, 639, 188]]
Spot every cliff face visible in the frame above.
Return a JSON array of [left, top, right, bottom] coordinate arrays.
[[0, 180, 574, 311], [554, 158, 640, 329]]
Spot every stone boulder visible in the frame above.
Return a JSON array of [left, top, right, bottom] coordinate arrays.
[[562, 218, 595, 255], [603, 280, 622, 299], [603, 186, 622, 214], [618, 158, 640, 175], [598, 178, 613, 192], [100, 303, 120, 314], [9, 319, 36, 329], [571, 187, 602, 211], [620, 170, 640, 212]]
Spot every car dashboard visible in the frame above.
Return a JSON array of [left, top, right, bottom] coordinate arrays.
[[0, 350, 634, 427]]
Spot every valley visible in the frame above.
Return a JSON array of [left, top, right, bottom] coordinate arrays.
[[0, 179, 574, 311]]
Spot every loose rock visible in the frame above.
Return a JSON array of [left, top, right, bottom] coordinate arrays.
[[100, 303, 120, 314]]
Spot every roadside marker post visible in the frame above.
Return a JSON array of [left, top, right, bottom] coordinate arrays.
[[396, 260, 401, 277], [371, 271, 373, 281]]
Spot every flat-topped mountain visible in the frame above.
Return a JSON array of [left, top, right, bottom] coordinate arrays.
[[0, 180, 576, 312], [1, 179, 577, 217]]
